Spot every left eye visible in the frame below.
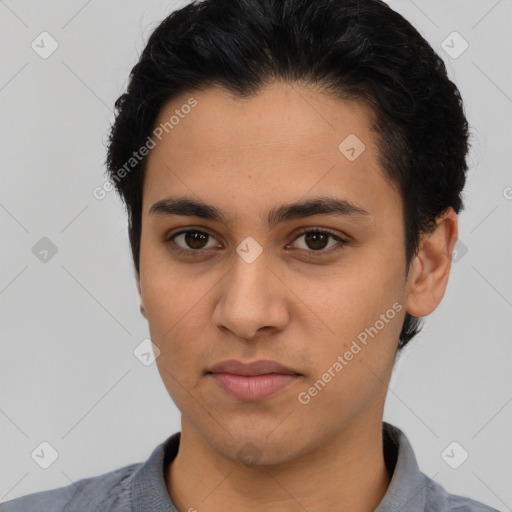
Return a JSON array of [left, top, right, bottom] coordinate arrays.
[[288, 229, 347, 253]]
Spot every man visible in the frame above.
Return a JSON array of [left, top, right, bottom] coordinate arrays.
[[1, 0, 499, 510]]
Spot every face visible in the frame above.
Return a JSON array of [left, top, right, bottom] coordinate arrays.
[[138, 81, 410, 465]]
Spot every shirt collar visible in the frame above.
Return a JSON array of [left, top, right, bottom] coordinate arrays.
[[375, 422, 431, 511], [129, 422, 429, 512], [130, 432, 181, 511]]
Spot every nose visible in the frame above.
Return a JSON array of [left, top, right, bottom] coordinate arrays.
[[212, 251, 290, 341]]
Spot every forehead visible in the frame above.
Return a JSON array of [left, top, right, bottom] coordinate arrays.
[[142, 81, 400, 224]]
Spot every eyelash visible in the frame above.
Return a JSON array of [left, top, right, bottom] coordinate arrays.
[[164, 228, 349, 258]]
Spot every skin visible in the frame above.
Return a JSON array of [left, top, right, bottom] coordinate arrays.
[[136, 81, 458, 512]]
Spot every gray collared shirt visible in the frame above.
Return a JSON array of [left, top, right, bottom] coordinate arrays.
[[0, 423, 498, 511]]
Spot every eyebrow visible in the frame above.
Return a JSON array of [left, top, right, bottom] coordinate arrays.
[[148, 195, 370, 228]]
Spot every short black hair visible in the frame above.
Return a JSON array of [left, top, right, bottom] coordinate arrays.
[[106, 0, 470, 349]]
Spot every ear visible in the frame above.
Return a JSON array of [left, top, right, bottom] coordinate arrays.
[[405, 208, 458, 317], [135, 269, 147, 319]]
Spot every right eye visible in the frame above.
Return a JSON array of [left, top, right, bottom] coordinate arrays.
[[165, 229, 222, 256]]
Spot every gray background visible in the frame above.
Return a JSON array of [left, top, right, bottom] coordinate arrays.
[[1, 0, 511, 509]]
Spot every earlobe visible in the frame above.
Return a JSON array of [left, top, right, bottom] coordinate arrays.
[[405, 208, 459, 317], [135, 270, 147, 319]]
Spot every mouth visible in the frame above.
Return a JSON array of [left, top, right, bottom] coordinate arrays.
[[206, 359, 302, 401]]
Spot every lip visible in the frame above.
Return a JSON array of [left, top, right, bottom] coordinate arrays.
[[207, 359, 300, 376], [206, 359, 302, 401]]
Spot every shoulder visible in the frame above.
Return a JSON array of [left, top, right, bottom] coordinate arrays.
[[381, 423, 499, 512], [0, 462, 140, 512], [424, 476, 500, 512]]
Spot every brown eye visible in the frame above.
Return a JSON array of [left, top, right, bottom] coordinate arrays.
[[184, 231, 209, 249], [304, 232, 330, 250], [287, 228, 349, 257], [166, 230, 221, 255]]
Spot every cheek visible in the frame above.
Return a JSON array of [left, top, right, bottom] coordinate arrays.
[[139, 262, 208, 385], [296, 244, 406, 390], [143, 278, 204, 355], [293, 275, 404, 427], [146, 290, 210, 412], [302, 244, 405, 335], [140, 238, 206, 337]]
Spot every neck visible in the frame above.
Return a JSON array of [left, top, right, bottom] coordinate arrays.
[[166, 416, 391, 512]]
